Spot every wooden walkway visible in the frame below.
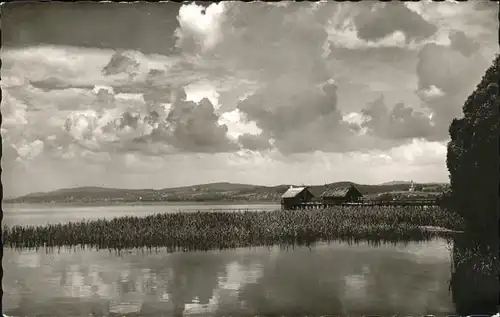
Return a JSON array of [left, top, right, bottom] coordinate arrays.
[[174, 200, 441, 212], [283, 199, 441, 210], [176, 207, 277, 213], [343, 199, 440, 207]]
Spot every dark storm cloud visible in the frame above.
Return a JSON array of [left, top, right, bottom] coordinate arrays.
[[353, 2, 437, 43], [415, 39, 489, 133], [328, 45, 417, 64], [1, 1, 181, 54], [117, 112, 141, 130], [102, 50, 141, 77], [29, 76, 166, 99], [238, 133, 273, 151], [28, 78, 93, 92], [237, 83, 338, 137], [1, 141, 20, 164], [28, 50, 185, 107], [360, 95, 436, 141], [474, 0, 500, 15], [414, 29, 492, 142], [237, 81, 349, 154], [449, 31, 481, 57]]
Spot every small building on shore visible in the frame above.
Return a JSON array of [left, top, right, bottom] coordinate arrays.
[[281, 186, 314, 210], [320, 185, 363, 205]]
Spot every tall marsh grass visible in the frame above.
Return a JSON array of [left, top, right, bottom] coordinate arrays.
[[3, 206, 463, 251]]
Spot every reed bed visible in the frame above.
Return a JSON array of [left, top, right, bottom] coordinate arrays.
[[3, 206, 463, 251]]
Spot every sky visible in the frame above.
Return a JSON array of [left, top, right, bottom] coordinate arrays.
[[1, 1, 498, 197]]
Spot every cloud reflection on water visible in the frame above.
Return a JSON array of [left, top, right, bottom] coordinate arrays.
[[3, 239, 454, 316]]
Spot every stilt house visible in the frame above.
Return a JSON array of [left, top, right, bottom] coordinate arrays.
[[320, 184, 363, 205], [281, 186, 314, 210]]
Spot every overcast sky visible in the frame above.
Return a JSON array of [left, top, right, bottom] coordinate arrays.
[[1, 1, 498, 196]]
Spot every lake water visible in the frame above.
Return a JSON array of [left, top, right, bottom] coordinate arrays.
[[3, 203, 457, 316], [3, 240, 455, 316], [2, 202, 282, 226]]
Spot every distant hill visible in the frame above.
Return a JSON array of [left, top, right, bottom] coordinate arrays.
[[380, 181, 413, 186], [381, 180, 448, 186], [5, 181, 448, 204], [165, 182, 258, 192]]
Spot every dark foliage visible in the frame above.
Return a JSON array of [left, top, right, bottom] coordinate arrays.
[[446, 54, 500, 244], [447, 55, 500, 315], [450, 234, 500, 315]]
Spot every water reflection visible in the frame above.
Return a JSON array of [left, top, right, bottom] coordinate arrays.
[[450, 233, 500, 315], [3, 239, 455, 316]]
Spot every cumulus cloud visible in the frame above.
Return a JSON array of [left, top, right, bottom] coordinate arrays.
[[175, 2, 332, 82], [352, 2, 437, 44], [16, 140, 45, 161], [170, 1, 495, 155], [5, 2, 467, 159], [417, 85, 445, 102], [2, 45, 241, 160], [173, 2, 359, 154], [2, 1, 497, 196], [162, 93, 239, 153], [92, 85, 116, 108], [389, 138, 447, 166], [1, 90, 29, 128], [1, 88, 55, 166], [175, 2, 226, 53], [184, 82, 220, 109], [60, 87, 238, 155], [217, 108, 261, 140]]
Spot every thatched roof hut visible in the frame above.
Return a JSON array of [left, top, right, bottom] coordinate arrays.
[[281, 186, 314, 209], [320, 185, 362, 204]]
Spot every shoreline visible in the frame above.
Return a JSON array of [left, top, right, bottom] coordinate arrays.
[[419, 225, 464, 234], [2, 200, 281, 207]]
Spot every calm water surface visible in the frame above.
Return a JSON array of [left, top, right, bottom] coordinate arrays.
[[3, 240, 455, 316], [3, 204, 456, 316], [2, 202, 281, 226]]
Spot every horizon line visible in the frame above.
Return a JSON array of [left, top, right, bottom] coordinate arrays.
[[9, 180, 450, 199]]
